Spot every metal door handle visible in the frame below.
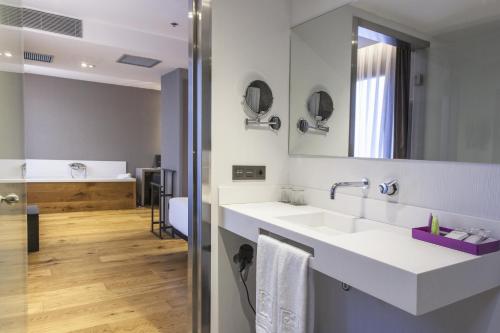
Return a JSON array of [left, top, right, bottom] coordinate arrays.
[[0, 193, 20, 205]]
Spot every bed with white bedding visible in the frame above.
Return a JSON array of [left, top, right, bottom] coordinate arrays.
[[169, 197, 188, 239]]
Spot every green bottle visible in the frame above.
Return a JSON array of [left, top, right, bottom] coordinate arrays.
[[431, 216, 440, 235]]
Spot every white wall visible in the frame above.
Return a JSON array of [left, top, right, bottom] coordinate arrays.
[[211, 0, 291, 331], [290, 157, 500, 221]]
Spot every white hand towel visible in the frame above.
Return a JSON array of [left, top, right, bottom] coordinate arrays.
[[256, 235, 281, 333], [277, 242, 312, 333], [256, 235, 314, 333]]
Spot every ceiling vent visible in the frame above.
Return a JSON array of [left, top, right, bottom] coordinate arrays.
[[24, 51, 54, 63], [117, 54, 162, 68], [0, 4, 83, 38], [0, 4, 22, 27]]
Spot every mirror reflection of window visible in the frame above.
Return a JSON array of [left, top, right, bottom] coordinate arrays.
[[353, 25, 414, 160], [354, 40, 396, 159], [246, 87, 261, 113]]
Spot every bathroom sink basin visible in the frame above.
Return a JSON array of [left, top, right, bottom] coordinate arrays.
[[276, 211, 357, 236], [276, 211, 408, 237]]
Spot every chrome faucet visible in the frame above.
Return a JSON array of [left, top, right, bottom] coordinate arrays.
[[379, 180, 399, 196], [330, 178, 369, 200]]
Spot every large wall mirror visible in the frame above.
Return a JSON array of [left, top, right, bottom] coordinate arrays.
[[289, 2, 500, 164]]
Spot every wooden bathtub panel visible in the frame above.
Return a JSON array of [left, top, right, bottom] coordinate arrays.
[[28, 185, 135, 202], [27, 182, 136, 213], [27, 182, 133, 192]]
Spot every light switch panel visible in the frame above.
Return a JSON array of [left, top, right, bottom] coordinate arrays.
[[232, 165, 266, 181]]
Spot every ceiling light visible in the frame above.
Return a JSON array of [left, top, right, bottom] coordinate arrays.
[[188, 12, 193, 19], [81, 62, 95, 69], [117, 54, 161, 68], [4, 51, 13, 57]]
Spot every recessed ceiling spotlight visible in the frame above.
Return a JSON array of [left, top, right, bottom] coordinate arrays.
[[81, 62, 95, 69], [4, 51, 13, 57], [170, 22, 179, 27], [188, 12, 193, 19]]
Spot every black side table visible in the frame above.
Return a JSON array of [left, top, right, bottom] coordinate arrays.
[[27, 205, 39, 252]]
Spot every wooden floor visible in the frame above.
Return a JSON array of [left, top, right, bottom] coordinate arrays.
[[27, 209, 188, 333]]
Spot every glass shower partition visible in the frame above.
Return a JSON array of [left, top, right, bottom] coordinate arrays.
[[0, 1, 27, 331]]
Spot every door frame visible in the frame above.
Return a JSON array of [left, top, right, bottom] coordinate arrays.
[[188, 0, 212, 332]]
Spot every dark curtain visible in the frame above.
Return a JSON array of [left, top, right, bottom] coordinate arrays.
[[394, 42, 411, 159]]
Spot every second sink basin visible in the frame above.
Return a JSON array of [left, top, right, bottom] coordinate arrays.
[[276, 211, 408, 237], [277, 211, 356, 236]]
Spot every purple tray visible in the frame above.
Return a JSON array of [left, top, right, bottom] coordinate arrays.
[[412, 226, 500, 256]]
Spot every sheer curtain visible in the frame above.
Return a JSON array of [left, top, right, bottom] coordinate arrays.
[[354, 43, 397, 159]]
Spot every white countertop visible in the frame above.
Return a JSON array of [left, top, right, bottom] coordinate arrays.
[[220, 202, 500, 316]]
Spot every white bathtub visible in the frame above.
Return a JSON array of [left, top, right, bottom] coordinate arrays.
[[26, 159, 129, 179]]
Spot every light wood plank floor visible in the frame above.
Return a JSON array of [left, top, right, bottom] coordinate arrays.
[[27, 209, 188, 333]]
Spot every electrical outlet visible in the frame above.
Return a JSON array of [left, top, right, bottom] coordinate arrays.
[[232, 165, 266, 181]]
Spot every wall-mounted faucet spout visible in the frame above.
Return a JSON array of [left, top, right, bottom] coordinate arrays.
[[330, 178, 369, 200]]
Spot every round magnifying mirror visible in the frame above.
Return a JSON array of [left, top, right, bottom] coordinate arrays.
[[243, 80, 274, 119], [307, 91, 334, 122]]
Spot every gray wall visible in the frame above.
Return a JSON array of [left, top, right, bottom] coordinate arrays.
[[0, 72, 24, 159], [23, 74, 161, 176], [161, 68, 188, 197]]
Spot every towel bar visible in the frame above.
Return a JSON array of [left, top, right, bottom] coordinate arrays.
[[259, 228, 315, 258], [258, 229, 348, 287]]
